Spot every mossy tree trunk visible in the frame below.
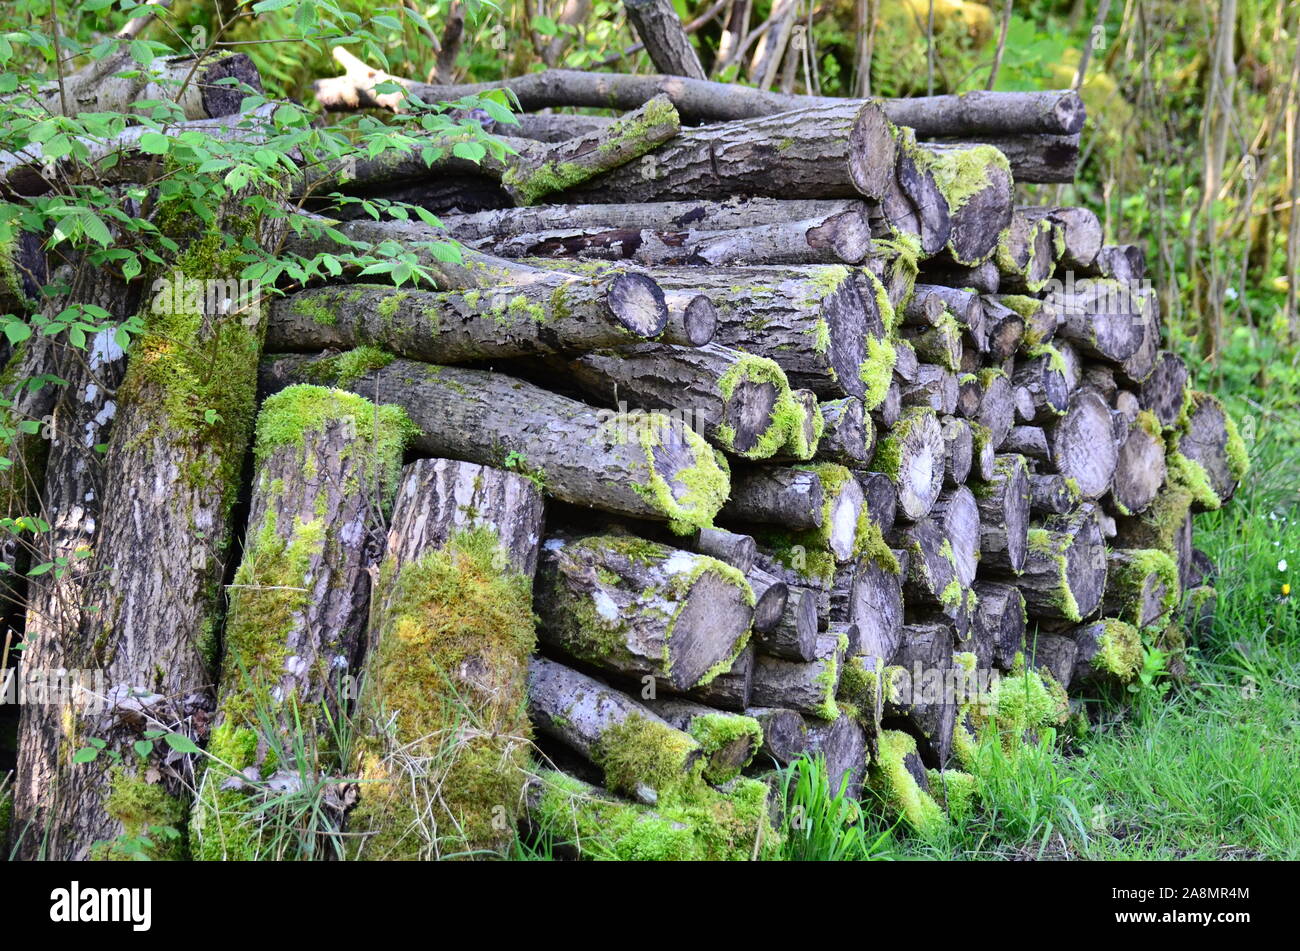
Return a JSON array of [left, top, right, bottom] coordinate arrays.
[[190, 387, 410, 860], [349, 458, 544, 859]]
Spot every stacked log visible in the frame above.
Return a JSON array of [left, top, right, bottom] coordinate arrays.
[[8, 54, 1249, 861], [261, 78, 1246, 851]]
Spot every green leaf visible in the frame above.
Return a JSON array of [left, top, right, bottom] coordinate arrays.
[[133, 739, 153, 758], [4, 322, 31, 345], [138, 132, 170, 155], [72, 747, 100, 764], [163, 733, 201, 754], [252, 0, 295, 11], [452, 140, 486, 163]]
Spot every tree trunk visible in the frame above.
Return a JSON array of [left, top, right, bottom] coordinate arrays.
[[806, 714, 867, 797], [884, 622, 956, 768], [994, 210, 1057, 292], [534, 533, 754, 692], [348, 458, 544, 858], [260, 354, 729, 531], [190, 387, 409, 860]]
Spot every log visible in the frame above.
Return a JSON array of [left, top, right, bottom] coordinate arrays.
[[934, 132, 1079, 184], [873, 378, 901, 428], [994, 210, 1057, 293], [921, 143, 1014, 266], [349, 458, 544, 858], [1010, 505, 1108, 622], [805, 715, 868, 797], [463, 212, 877, 267], [1049, 389, 1119, 501], [693, 527, 757, 573], [1102, 548, 1180, 628], [890, 516, 960, 616], [972, 581, 1027, 670], [901, 314, 963, 371], [833, 553, 904, 666], [746, 707, 810, 765], [1070, 619, 1142, 686], [315, 64, 1084, 133], [876, 127, 953, 256], [267, 277, 671, 363], [1029, 472, 1082, 516], [623, 0, 707, 79], [1110, 410, 1167, 516], [660, 291, 719, 346], [1116, 288, 1161, 385], [1024, 632, 1077, 689], [562, 102, 898, 204], [815, 397, 875, 467], [1139, 352, 1190, 430], [565, 343, 801, 459], [535, 532, 753, 692], [1047, 279, 1145, 364], [971, 453, 1031, 576], [942, 415, 974, 486], [970, 421, 998, 481], [1004, 425, 1050, 461], [528, 656, 699, 802], [1169, 391, 1247, 508], [744, 565, 789, 634], [856, 471, 898, 535], [970, 366, 1016, 448], [751, 577, 818, 662], [931, 486, 981, 591], [885, 622, 957, 768], [921, 258, 1000, 293], [980, 296, 1026, 360], [721, 464, 864, 562], [750, 633, 845, 719], [191, 387, 410, 860], [1020, 205, 1102, 270], [1012, 346, 1071, 422], [260, 354, 729, 532], [872, 406, 945, 520], [638, 699, 763, 784]]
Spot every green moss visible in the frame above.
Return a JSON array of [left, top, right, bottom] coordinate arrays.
[[0, 785, 11, 849], [926, 769, 979, 821], [1025, 342, 1068, 377], [1223, 410, 1250, 482], [868, 730, 946, 836], [1027, 528, 1082, 622], [853, 507, 900, 573], [859, 333, 898, 411], [290, 291, 338, 325], [872, 405, 929, 481], [687, 713, 763, 784], [1090, 618, 1143, 680], [716, 353, 803, 459], [1166, 451, 1221, 510], [303, 345, 395, 388], [375, 289, 409, 324], [533, 769, 779, 860], [93, 767, 187, 860], [595, 714, 700, 797], [1134, 408, 1163, 441], [349, 526, 536, 858], [999, 294, 1043, 319]]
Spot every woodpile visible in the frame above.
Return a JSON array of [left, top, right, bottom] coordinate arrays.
[[6, 54, 1249, 861]]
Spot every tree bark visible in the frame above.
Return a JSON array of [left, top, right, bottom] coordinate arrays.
[[972, 581, 1026, 670], [1020, 205, 1102, 271], [750, 633, 845, 718], [1049, 389, 1119, 501]]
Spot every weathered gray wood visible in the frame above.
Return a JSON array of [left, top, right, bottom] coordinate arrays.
[[623, 0, 707, 79], [972, 581, 1027, 670], [1020, 205, 1102, 270], [873, 406, 945, 520], [534, 533, 754, 691], [746, 706, 809, 765], [1139, 352, 1190, 430], [1170, 390, 1246, 507], [694, 527, 757, 573], [1049, 389, 1119, 500], [1111, 411, 1167, 516], [1103, 548, 1180, 628], [1004, 505, 1108, 623], [750, 633, 845, 718]]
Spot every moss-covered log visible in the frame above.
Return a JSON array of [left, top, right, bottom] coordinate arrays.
[[1069, 619, 1142, 686], [994, 210, 1057, 293], [534, 532, 753, 692], [806, 714, 868, 798], [639, 698, 763, 785], [191, 387, 410, 860], [267, 274, 671, 362], [1029, 472, 1082, 515], [745, 706, 810, 766], [721, 463, 864, 561], [1012, 346, 1071, 423], [260, 353, 729, 532], [883, 622, 958, 768], [560, 101, 898, 203], [348, 458, 544, 859], [1020, 205, 1102, 270], [972, 581, 1027, 670], [1167, 390, 1248, 510], [1004, 505, 1108, 623], [527, 655, 701, 802], [919, 143, 1014, 266], [566, 343, 806, 460], [872, 405, 945, 520], [1102, 548, 1180, 628], [1139, 352, 1190, 430], [902, 364, 959, 416]]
